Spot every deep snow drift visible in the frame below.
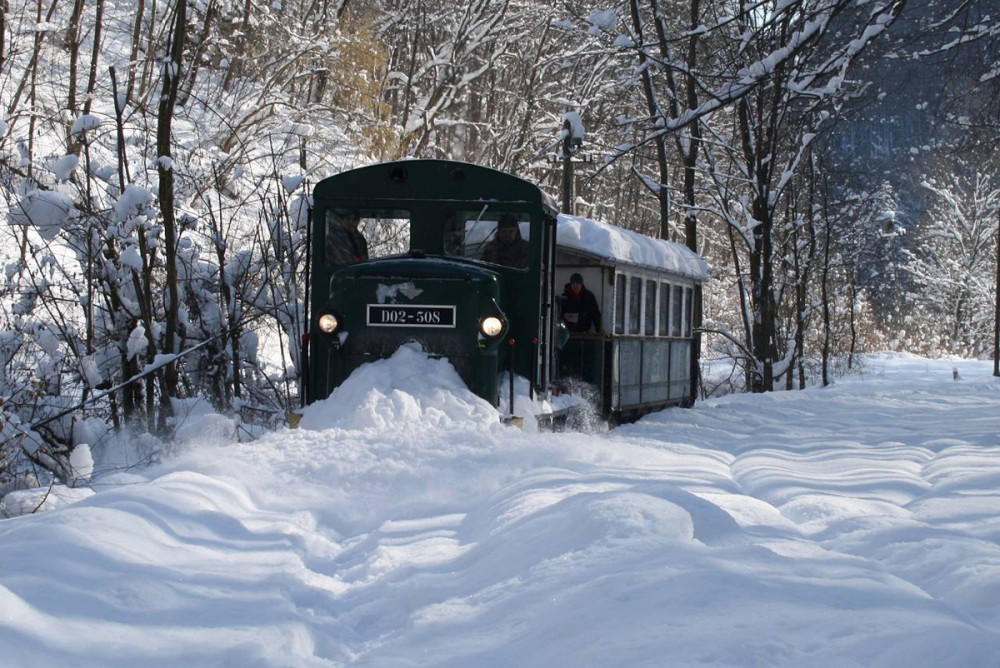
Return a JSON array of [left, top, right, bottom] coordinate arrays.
[[2, 351, 1000, 666]]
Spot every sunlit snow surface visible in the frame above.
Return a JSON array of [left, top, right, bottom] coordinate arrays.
[[3, 351, 1000, 666]]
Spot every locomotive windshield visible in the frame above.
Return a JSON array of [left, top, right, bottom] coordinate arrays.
[[443, 209, 530, 270], [325, 208, 410, 265]]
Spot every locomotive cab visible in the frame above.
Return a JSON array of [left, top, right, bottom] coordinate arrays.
[[306, 161, 561, 411]]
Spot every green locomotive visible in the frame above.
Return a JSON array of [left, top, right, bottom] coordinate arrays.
[[305, 159, 706, 423]]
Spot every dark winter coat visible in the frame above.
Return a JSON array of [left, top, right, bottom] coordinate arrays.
[[481, 234, 530, 268], [326, 224, 369, 265], [560, 284, 602, 333]]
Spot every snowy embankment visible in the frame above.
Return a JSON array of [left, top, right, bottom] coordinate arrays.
[[2, 351, 1000, 666]]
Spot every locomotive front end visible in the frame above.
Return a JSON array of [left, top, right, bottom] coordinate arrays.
[[310, 258, 510, 404], [305, 160, 557, 411]]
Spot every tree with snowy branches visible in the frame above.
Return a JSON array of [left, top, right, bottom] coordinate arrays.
[[905, 158, 1000, 356]]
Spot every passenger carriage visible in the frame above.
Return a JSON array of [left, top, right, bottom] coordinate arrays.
[[554, 215, 707, 421]]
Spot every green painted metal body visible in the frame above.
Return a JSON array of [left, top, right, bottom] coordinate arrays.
[[307, 160, 558, 407]]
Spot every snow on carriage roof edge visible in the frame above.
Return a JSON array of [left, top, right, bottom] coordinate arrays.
[[556, 213, 709, 281]]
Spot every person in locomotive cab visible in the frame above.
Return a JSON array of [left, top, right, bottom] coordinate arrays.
[[481, 214, 530, 268], [561, 273, 602, 333], [443, 210, 465, 256], [325, 210, 369, 265]]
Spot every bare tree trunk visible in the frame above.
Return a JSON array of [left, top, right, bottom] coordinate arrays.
[[110, 67, 146, 424], [799, 166, 816, 390], [137, 0, 160, 103], [25, 0, 44, 177], [674, 0, 702, 253], [796, 149, 817, 390], [749, 195, 777, 393], [995, 207, 999, 376], [848, 284, 857, 370], [787, 214, 801, 392], [820, 197, 832, 387], [628, 0, 670, 239], [738, 91, 777, 393], [205, 180, 238, 409], [223, 0, 251, 91], [82, 0, 106, 116], [397, 3, 422, 157], [952, 291, 967, 353], [727, 221, 754, 388], [509, 21, 549, 172], [179, 0, 215, 106], [109, 67, 133, 188], [66, 0, 86, 121], [127, 0, 147, 101], [81, 143, 95, 368], [0, 0, 8, 72], [156, 0, 188, 431], [6, 0, 60, 120]]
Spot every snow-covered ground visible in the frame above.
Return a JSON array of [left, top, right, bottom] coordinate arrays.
[[2, 351, 1000, 666]]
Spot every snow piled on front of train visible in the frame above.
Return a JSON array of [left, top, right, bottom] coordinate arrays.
[[298, 342, 499, 432], [300, 342, 585, 433]]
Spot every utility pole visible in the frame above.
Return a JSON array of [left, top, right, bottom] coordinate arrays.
[[561, 137, 575, 215], [560, 113, 584, 215], [546, 111, 597, 216]]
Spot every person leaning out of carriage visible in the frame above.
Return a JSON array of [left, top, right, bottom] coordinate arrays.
[[560, 273, 601, 333]]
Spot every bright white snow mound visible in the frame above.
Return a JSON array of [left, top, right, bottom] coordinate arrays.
[[2, 353, 1000, 666], [298, 343, 498, 431]]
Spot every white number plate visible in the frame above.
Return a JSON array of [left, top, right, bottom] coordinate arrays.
[[367, 304, 456, 328]]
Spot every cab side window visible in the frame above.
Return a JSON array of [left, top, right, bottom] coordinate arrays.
[[444, 210, 530, 270], [325, 209, 410, 265]]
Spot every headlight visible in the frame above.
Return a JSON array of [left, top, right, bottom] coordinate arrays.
[[318, 313, 339, 334], [480, 315, 504, 338]]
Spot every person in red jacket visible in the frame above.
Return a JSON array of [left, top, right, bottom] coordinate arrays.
[[560, 273, 602, 333]]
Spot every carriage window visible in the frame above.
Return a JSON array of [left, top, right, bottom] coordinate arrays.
[[614, 274, 626, 335], [325, 209, 410, 265], [645, 279, 656, 336], [672, 284, 683, 336], [629, 277, 642, 335], [685, 287, 694, 337], [659, 282, 670, 336], [444, 209, 530, 270]]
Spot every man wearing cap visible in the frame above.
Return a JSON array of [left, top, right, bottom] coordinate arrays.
[[481, 214, 530, 268], [561, 273, 602, 333], [325, 210, 369, 265]]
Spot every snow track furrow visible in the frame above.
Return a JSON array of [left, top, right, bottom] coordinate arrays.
[[2, 352, 1000, 665]]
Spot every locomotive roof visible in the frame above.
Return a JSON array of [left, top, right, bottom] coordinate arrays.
[[315, 159, 559, 213], [556, 214, 709, 282]]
